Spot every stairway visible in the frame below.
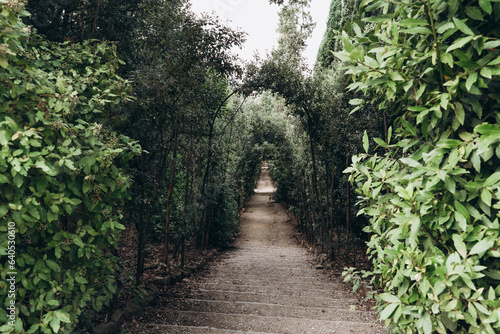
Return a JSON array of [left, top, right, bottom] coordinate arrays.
[[124, 169, 386, 333]]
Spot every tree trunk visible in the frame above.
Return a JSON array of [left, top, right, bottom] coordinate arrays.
[[330, 158, 336, 260], [201, 207, 208, 249], [163, 118, 179, 264], [191, 139, 199, 249], [136, 152, 147, 285], [309, 139, 325, 248], [325, 157, 335, 261], [304, 173, 316, 244], [345, 144, 350, 262], [181, 139, 192, 268]]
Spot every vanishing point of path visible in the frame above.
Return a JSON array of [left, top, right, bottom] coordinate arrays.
[[125, 167, 386, 333]]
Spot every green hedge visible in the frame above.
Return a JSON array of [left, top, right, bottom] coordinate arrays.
[[338, 0, 500, 332], [0, 3, 140, 333]]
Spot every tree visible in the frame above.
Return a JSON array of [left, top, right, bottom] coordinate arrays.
[[121, 0, 247, 275]]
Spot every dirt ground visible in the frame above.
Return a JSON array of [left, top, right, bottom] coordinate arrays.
[[237, 166, 295, 248], [122, 167, 386, 333]]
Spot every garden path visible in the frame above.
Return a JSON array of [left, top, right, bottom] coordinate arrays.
[[124, 167, 386, 333]]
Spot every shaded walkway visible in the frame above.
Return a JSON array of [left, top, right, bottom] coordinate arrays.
[[125, 167, 385, 333]]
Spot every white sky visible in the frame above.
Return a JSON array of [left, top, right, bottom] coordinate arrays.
[[189, 0, 331, 67]]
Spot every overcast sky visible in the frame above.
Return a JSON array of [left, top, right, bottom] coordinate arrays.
[[189, 0, 331, 67]]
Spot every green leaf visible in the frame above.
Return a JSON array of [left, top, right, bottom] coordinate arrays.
[[421, 312, 432, 334], [83, 181, 91, 194], [484, 172, 500, 187], [46, 260, 61, 272], [0, 130, 9, 146], [454, 200, 470, 223], [456, 60, 478, 68], [453, 18, 475, 35], [480, 67, 492, 78], [401, 27, 432, 34], [452, 235, 467, 258], [481, 189, 492, 206], [363, 14, 394, 23], [73, 236, 84, 247], [454, 103, 465, 125], [398, 19, 429, 27], [342, 31, 354, 53], [380, 303, 398, 320], [479, 0, 492, 14], [400, 157, 421, 167], [47, 299, 60, 307], [437, 139, 462, 149], [466, 6, 484, 20], [349, 98, 364, 106], [485, 270, 500, 280], [35, 160, 58, 176], [13, 317, 22, 332], [0, 57, 8, 69], [401, 119, 417, 137], [388, 71, 404, 81], [363, 131, 369, 153], [466, 72, 478, 91], [484, 40, 500, 49], [26, 324, 40, 333], [488, 56, 500, 65], [436, 22, 455, 34], [0, 324, 14, 332], [0, 205, 8, 217], [476, 123, 500, 135], [444, 175, 456, 194], [55, 247, 62, 259], [54, 310, 71, 323], [378, 293, 400, 303], [415, 84, 426, 102], [50, 317, 61, 333], [75, 275, 88, 284], [447, 36, 474, 52], [0, 174, 9, 184], [374, 137, 388, 148], [56, 77, 65, 94], [471, 151, 481, 173], [470, 237, 494, 255], [441, 52, 454, 67]]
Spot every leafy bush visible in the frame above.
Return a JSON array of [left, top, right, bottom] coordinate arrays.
[[0, 4, 140, 333], [206, 178, 241, 248], [338, 0, 500, 332]]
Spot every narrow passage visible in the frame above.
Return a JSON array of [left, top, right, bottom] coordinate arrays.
[[125, 167, 386, 333]]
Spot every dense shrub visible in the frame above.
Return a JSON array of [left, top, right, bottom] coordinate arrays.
[[338, 0, 500, 332], [0, 4, 140, 333]]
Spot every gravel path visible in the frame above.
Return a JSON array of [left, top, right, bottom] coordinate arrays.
[[124, 167, 386, 333]]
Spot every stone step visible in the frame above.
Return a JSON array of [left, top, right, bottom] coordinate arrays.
[[171, 290, 361, 309], [225, 252, 307, 257], [228, 248, 306, 253], [208, 270, 328, 278], [218, 257, 310, 263], [198, 281, 343, 290], [190, 284, 352, 299], [210, 265, 321, 272], [130, 324, 279, 333], [157, 298, 376, 323], [138, 310, 386, 334], [199, 274, 330, 283]]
